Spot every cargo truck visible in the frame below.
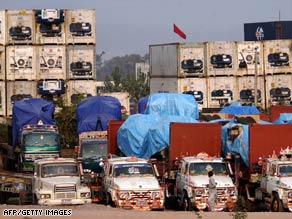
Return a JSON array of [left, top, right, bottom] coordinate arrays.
[[1, 98, 61, 173], [74, 96, 122, 203], [0, 157, 91, 205]]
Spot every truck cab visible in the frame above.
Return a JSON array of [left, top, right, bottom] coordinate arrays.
[[32, 157, 91, 206], [257, 149, 292, 212], [102, 156, 164, 210], [19, 120, 61, 172], [175, 153, 237, 211]]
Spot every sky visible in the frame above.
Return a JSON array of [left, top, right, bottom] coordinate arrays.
[[1, 0, 292, 60]]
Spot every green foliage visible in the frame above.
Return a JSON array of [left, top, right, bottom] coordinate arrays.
[[230, 196, 248, 219], [104, 67, 124, 92]]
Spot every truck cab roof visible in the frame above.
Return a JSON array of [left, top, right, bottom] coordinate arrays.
[[107, 156, 149, 165], [34, 157, 76, 165]]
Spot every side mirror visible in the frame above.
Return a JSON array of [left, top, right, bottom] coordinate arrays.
[[153, 164, 160, 178], [99, 161, 104, 168], [228, 163, 234, 176], [34, 172, 37, 177]]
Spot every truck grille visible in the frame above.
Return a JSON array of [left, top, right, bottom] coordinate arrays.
[[130, 191, 151, 199], [55, 185, 76, 199]]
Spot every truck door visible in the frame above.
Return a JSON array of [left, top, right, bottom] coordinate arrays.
[[266, 164, 277, 193], [33, 164, 40, 191]]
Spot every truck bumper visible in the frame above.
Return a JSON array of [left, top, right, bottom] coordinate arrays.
[[38, 198, 92, 206], [116, 199, 164, 210]]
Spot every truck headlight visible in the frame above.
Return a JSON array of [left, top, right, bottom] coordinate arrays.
[[152, 191, 161, 199], [40, 194, 51, 199], [227, 187, 236, 195], [119, 192, 130, 200], [81, 192, 91, 198], [288, 192, 292, 198]]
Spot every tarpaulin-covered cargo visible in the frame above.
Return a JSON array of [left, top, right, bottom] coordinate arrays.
[[219, 102, 260, 115], [118, 114, 197, 158], [144, 93, 199, 119], [76, 96, 122, 134], [138, 95, 149, 114], [273, 113, 292, 124], [12, 98, 56, 147]]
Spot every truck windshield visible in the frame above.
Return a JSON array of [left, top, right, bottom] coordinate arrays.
[[189, 162, 228, 175], [23, 133, 60, 147], [81, 140, 107, 159], [113, 163, 154, 177], [41, 163, 78, 177], [278, 164, 292, 177]]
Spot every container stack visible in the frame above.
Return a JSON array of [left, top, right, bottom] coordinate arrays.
[[150, 39, 292, 112], [0, 9, 97, 116], [65, 9, 96, 106]]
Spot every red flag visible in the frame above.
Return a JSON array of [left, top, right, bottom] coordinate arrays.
[[173, 23, 186, 39]]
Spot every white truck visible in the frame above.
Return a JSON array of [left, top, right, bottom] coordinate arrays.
[[32, 157, 92, 205], [102, 156, 164, 210], [175, 153, 237, 211], [248, 148, 292, 212]]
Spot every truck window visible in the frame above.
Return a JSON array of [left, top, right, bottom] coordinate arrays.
[[279, 165, 292, 176], [23, 133, 59, 147], [41, 163, 78, 177], [81, 140, 107, 159], [189, 162, 227, 175], [113, 163, 153, 177]]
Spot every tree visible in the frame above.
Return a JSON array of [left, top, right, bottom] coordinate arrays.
[[104, 67, 124, 92]]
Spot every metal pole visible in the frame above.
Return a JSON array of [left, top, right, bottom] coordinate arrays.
[[254, 47, 258, 106]]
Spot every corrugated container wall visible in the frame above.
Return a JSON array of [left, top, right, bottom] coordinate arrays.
[[6, 81, 37, 116], [0, 81, 5, 116], [236, 75, 265, 109], [0, 10, 6, 45], [36, 45, 66, 80], [65, 9, 96, 45], [207, 76, 236, 108], [236, 41, 264, 76], [265, 74, 292, 107], [6, 10, 36, 44], [177, 78, 207, 110], [179, 42, 206, 77], [0, 46, 5, 80], [150, 43, 180, 78], [263, 40, 292, 75], [150, 77, 178, 93], [66, 45, 96, 80], [66, 80, 96, 105], [244, 21, 292, 41], [35, 9, 66, 45], [6, 45, 37, 80], [206, 41, 236, 76]]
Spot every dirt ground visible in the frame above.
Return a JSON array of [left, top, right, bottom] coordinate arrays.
[[0, 204, 291, 219]]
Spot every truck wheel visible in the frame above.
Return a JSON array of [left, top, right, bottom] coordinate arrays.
[[271, 193, 283, 212], [182, 191, 191, 211]]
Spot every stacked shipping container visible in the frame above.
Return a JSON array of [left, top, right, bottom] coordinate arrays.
[[150, 40, 292, 111], [0, 9, 97, 116]]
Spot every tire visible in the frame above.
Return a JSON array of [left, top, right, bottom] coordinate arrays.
[[182, 191, 191, 211], [271, 193, 284, 212]]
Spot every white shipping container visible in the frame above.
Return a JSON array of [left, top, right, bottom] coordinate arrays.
[[35, 9, 65, 44], [66, 80, 96, 105], [100, 92, 130, 115], [208, 76, 236, 108], [6, 45, 37, 80], [150, 77, 178, 94], [207, 41, 236, 76], [6, 81, 37, 116], [0, 46, 5, 80], [265, 74, 292, 106], [236, 41, 264, 76], [150, 43, 180, 77], [179, 43, 206, 77], [177, 78, 207, 110], [67, 45, 96, 80], [6, 9, 35, 44], [36, 45, 66, 80], [0, 10, 6, 45], [0, 81, 5, 116], [264, 40, 292, 75], [236, 76, 265, 109], [65, 9, 96, 44]]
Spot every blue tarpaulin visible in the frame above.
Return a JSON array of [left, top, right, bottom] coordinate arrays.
[[138, 95, 149, 114], [221, 121, 249, 166], [144, 93, 199, 119], [118, 114, 197, 158], [219, 102, 260, 115], [12, 98, 56, 147], [273, 113, 292, 124], [76, 96, 122, 134]]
